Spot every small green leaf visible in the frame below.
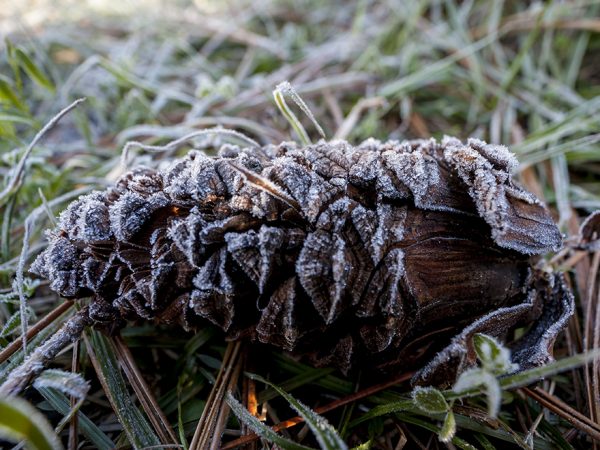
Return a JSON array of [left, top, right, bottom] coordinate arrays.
[[15, 48, 55, 92], [498, 349, 600, 390], [412, 386, 449, 415], [472, 334, 516, 375], [4, 39, 22, 90], [0, 76, 27, 111], [0, 395, 62, 450], [33, 369, 89, 399], [0, 113, 36, 126], [439, 411, 456, 443], [454, 369, 502, 418], [0, 311, 27, 338], [273, 82, 315, 146]]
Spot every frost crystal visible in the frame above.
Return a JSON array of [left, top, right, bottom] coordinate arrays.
[[30, 137, 571, 379]]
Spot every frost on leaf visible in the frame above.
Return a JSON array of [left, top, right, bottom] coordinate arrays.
[[31, 137, 571, 381]]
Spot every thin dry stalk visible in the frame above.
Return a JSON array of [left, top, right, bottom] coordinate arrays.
[[0, 307, 90, 396], [210, 349, 243, 450], [112, 335, 179, 447], [0, 299, 73, 364], [322, 88, 344, 129], [189, 341, 243, 450], [583, 251, 600, 431], [334, 97, 385, 140], [521, 387, 600, 442], [68, 339, 80, 450]]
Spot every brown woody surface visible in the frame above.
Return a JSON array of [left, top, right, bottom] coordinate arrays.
[[31, 137, 573, 384]]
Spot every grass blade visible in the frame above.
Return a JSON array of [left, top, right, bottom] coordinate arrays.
[[37, 386, 115, 450], [248, 373, 348, 450], [226, 393, 314, 450], [0, 395, 62, 450], [14, 48, 55, 93], [84, 329, 161, 449]]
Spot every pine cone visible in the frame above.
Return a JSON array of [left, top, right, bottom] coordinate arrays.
[[31, 137, 573, 383]]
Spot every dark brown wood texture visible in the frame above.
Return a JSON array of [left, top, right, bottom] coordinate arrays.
[[30, 137, 572, 383]]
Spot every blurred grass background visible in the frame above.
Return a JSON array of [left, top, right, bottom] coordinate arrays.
[[1, 0, 600, 449]]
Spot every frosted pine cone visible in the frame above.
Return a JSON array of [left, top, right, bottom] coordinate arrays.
[[31, 137, 573, 384]]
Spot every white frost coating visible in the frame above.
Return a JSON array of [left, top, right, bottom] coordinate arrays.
[[329, 234, 348, 324], [57, 193, 96, 235], [163, 151, 226, 202], [78, 200, 112, 241], [304, 140, 352, 179], [415, 272, 574, 386], [381, 141, 441, 208], [82, 257, 108, 291], [295, 230, 335, 322], [443, 136, 561, 254], [467, 138, 518, 173], [510, 274, 575, 369], [31, 235, 83, 297], [579, 210, 600, 250], [224, 229, 261, 286], [378, 248, 405, 317], [57, 191, 112, 242], [348, 150, 381, 187], [257, 227, 286, 293], [266, 158, 311, 197], [371, 203, 407, 262], [504, 184, 538, 204], [350, 205, 378, 263], [29, 136, 568, 379], [193, 249, 235, 295], [108, 191, 168, 241], [356, 137, 383, 152], [167, 210, 206, 267], [33, 369, 90, 400], [444, 138, 507, 227]]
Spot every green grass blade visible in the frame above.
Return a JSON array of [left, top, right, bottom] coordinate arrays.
[[36, 386, 115, 450], [85, 329, 161, 449], [258, 367, 334, 404], [226, 393, 314, 450], [0, 76, 27, 112], [33, 369, 89, 400], [347, 399, 414, 427], [273, 84, 312, 146], [0, 396, 62, 450], [450, 349, 600, 400], [14, 48, 55, 93], [248, 373, 348, 450]]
